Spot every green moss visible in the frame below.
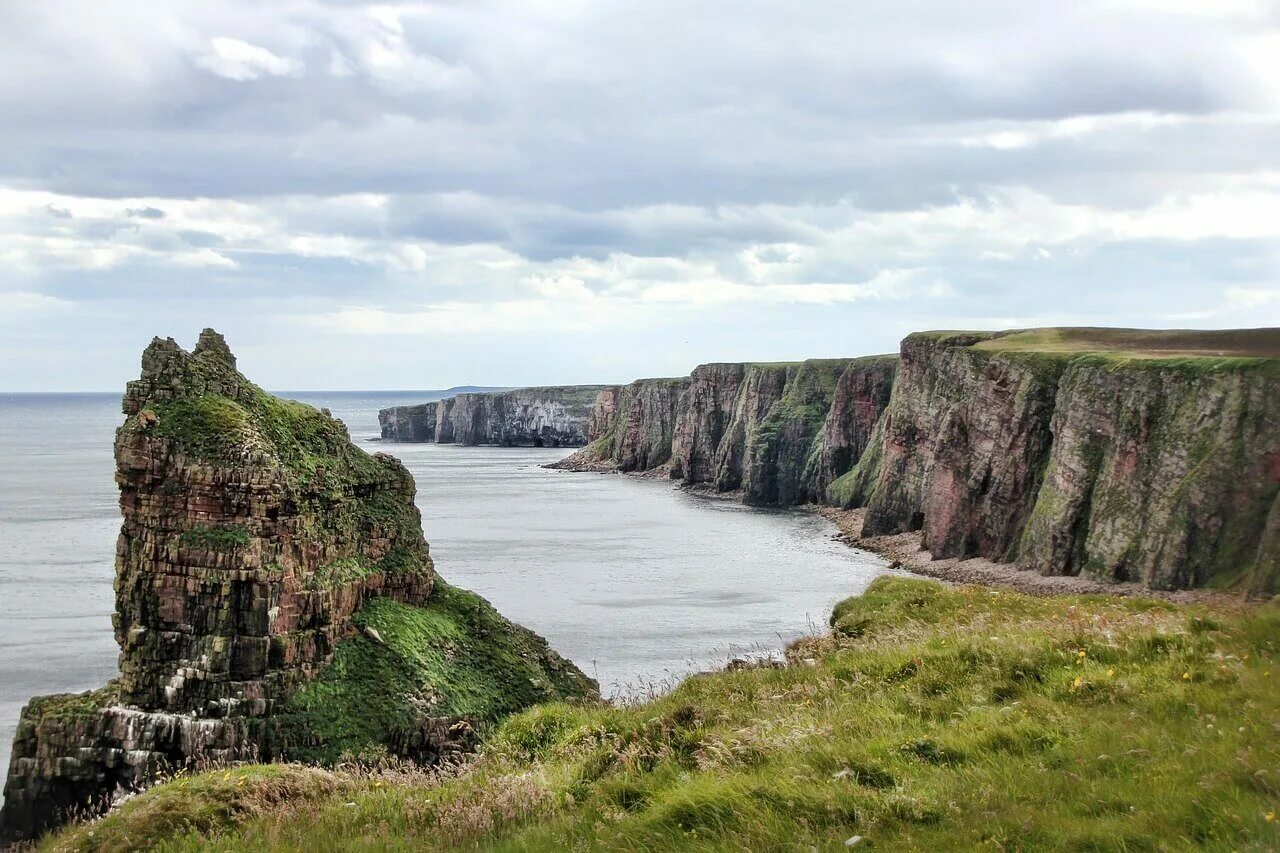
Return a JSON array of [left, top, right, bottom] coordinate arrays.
[[277, 580, 597, 763], [152, 395, 253, 461], [179, 524, 250, 551], [43, 765, 342, 853], [25, 683, 119, 721]]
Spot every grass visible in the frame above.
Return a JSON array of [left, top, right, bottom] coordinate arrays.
[[23, 683, 120, 721], [179, 525, 251, 551], [46, 577, 1280, 851], [276, 580, 598, 764]]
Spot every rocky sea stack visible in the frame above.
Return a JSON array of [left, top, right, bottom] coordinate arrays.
[[0, 330, 596, 844]]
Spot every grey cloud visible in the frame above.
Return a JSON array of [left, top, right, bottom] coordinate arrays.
[[0, 1, 1277, 390]]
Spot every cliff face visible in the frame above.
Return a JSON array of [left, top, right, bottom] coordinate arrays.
[[0, 331, 595, 844], [741, 359, 854, 506], [548, 327, 1277, 593], [587, 386, 622, 442], [114, 329, 437, 713], [809, 356, 898, 501], [378, 402, 437, 442], [837, 328, 1280, 593], [1019, 357, 1280, 591], [608, 378, 692, 472], [670, 363, 746, 484], [435, 397, 456, 444], [845, 333, 1064, 561], [380, 386, 603, 447], [554, 358, 899, 507]]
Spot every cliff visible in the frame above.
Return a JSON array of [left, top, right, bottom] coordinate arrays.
[[379, 386, 605, 447], [552, 377, 692, 473], [378, 401, 437, 442], [547, 326, 1277, 593], [836, 328, 1280, 593], [0, 331, 595, 844], [552, 358, 898, 507]]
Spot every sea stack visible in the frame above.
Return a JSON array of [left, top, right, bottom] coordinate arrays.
[[0, 330, 596, 844]]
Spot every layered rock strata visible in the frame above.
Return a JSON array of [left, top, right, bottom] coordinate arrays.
[[379, 386, 605, 447], [553, 358, 898, 507], [0, 331, 595, 844], [835, 328, 1280, 593]]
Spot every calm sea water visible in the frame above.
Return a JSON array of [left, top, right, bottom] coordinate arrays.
[[0, 391, 887, 782]]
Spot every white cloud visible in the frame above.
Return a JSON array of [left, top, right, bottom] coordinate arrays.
[[0, 291, 72, 317], [195, 37, 302, 81], [327, 7, 477, 95]]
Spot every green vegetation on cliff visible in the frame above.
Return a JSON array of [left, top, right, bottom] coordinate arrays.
[[278, 580, 598, 764], [48, 577, 1280, 851]]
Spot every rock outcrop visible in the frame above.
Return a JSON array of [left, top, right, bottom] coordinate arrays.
[[0, 331, 596, 844], [379, 386, 605, 447], [378, 402, 437, 442], [834, 328, 1280, 593]]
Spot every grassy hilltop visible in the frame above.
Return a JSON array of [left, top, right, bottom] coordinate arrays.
[[45, 576, 1280, 852]]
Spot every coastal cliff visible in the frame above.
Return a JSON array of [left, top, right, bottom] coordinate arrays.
[[552, 357, 898, 507], [380, 386, 604, 447], [835, 328, 1280, 593], [378, 401, 437, 442], [549, 327, 1278, 594], [0, 331, 595, 844]]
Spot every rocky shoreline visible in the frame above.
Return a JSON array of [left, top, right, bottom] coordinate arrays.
[[814, 506, 1247, 607]]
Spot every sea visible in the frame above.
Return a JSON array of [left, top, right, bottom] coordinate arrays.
[[0, 391, 888, 782]]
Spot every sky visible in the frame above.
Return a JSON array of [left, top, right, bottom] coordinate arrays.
[[1, 1, 1278, 391]]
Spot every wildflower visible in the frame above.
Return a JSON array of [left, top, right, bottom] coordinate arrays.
[[1107, 668, 1116, 678], [1072, 677, 1084, 691], [1182, 672, 1191, 681], [1265, 810, 1275, 822]]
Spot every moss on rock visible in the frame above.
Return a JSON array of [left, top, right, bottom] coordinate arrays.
[[279, 580, 598, 763]]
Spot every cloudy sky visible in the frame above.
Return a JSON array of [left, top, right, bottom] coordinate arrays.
[[1, 1, 1278, 390]]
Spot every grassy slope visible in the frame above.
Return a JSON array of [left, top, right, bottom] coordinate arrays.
[[47, 577, 1280, 852], [277, 581, 598, 764]]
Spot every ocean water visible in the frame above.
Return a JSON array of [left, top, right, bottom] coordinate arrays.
[[0, 391, 887, 783]]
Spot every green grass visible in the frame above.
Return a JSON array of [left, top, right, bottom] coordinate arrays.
[[179, 525, 251, 551], [23, 683, 119, 721], [276, 581, 598, 764], [47, 577, 1280, 851]]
